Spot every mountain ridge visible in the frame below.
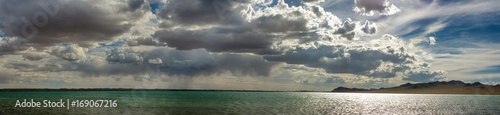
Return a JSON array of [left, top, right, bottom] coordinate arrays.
[[332, 80, 500, 95]]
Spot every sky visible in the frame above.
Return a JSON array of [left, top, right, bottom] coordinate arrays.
[[0, 0, 499, 91]]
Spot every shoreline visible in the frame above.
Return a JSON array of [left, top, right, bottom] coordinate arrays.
[[1, 88, 499, 95], [0, 88, 319, 92]]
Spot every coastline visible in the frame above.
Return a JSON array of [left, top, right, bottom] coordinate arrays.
[[3, 80, 500, 95], [332, 80, 500, 95], [0, 88, 317, 92]]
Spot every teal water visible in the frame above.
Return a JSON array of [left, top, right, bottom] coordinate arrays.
[[1, 91, 500, 114]]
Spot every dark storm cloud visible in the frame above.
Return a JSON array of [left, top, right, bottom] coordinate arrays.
[[334, 20, 357, 40], [361, 21, 377, 34], [0, 0, 446, 84], [264, 44, 413, 78], [148, 0, 444, 81], [143, 48, 280, 77], [156, 0, 251, 27], [355, 0, 386, 13], [354, 0, 399, 16], [0, 0, 150, 48], [128, 0, 146, 11], [152, 29, 277, 54], [252, 15, 309, 33], [152, 10, 315, 53], [152, 0, 319, 54], [81, 48, 281, 77]]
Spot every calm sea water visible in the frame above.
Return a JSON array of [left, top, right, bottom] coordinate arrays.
[[1, 91, 499, 114]]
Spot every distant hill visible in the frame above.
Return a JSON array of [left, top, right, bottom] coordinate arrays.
[[332, 80, 500, 95], [331, 87, 371, 92]]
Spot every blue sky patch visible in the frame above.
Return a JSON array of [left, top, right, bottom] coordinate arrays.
[[149, 1, 164, 14], [474, 65, 500, 74], [98, 40, 126, 48], [399, 18, 440, 38], [434, 14, 500, 43], [269, 0, 302, 7], [400, 12, 500, 44]]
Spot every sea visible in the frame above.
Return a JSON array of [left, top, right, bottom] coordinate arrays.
[[1, 91, 499, 114]]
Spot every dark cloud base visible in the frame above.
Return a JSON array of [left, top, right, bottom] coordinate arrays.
[[0, 0, 447, 86]]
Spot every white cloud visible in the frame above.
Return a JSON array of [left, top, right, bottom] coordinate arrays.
[[365, 0, 500, 83], [49, 44, 87, 61], [106, 48, 144, 64], [148, 58, 163, 64], [0, 37, 29, 56], [377, 0, 500, 37], [265, 34, 444, 81], [427, 36, 436, 46], [125, 37, 164, 46]]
